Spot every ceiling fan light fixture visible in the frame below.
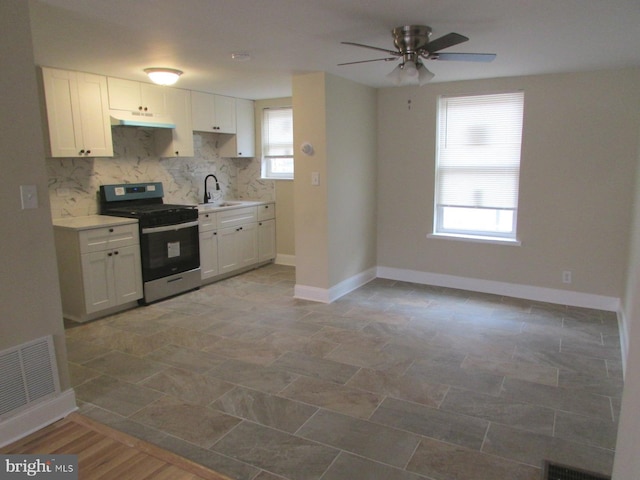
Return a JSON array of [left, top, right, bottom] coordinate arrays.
[[387, 61, 428, 87], [386, 64, 405, 85], [403, 61, 418, 78], [417, 62, 435, 85], [144, 67, 183, 86]]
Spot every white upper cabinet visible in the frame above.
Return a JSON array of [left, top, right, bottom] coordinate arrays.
[[219, 98, 255, 158], [107, 77, 167, 116], [191, 91, 236, 134], [154, 88, 194, 158], [41, 67, 113, 158]]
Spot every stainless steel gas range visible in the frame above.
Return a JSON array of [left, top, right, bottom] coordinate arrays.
[[99, 182, 200, 304]]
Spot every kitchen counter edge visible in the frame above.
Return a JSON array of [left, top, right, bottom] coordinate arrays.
[[52, 215, 138, 230]]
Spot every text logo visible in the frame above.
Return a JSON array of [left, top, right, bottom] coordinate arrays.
[[1, 455, 77, 479]]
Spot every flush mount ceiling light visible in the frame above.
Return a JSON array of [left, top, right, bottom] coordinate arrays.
[[144, 68, 183, 86]]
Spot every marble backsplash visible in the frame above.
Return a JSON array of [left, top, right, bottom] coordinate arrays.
[[47, 127, 274, 218]]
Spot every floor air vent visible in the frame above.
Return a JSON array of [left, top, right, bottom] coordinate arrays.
[[544, 461, 611, 480], [0, 336, 60, 420]]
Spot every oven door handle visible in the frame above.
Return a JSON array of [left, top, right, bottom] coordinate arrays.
[[142, 220, 199, 235]]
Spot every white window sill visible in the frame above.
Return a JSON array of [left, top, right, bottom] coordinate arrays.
[[428, 232, 521, 246]]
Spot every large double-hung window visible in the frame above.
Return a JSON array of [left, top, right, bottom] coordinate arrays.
[[434, 92, 525, 242]]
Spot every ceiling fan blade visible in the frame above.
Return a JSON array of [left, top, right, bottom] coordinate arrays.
[[430, 52, 496, 62], [341, 41, 400, 56], [338, 57, 397, 66], [424, 32, 469, 53]]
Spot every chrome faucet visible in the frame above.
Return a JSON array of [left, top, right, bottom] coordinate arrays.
[[203, 174, 220, 203]]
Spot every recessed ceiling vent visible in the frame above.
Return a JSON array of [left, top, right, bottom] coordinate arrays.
[[0, 336, 60, 420]]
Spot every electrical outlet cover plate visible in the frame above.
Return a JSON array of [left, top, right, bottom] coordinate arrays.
[[20, 185, 38, 209]]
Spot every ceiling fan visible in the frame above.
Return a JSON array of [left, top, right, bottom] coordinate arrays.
[[339, 25, 496, 86]]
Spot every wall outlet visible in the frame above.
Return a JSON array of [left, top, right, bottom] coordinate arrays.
[[562, 270, 572, 284]]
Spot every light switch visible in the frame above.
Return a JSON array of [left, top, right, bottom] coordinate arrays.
[[311, 172, 320, 186], [20, 185, 38, 210]]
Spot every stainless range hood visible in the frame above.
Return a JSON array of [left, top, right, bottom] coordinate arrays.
[[110, 110, 176, 129]]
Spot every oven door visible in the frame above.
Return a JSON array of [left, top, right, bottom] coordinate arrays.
[[140, 220, 200, 281]]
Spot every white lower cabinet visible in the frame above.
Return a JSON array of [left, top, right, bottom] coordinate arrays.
[[218, 223, 258, 275], [199, 203, 275, 283], [83, 244, 142, 313], [198, 211, 219, 281], [258, 219, 276, 262], [53, 217, 143, 322], [257, 203, 276, 262]]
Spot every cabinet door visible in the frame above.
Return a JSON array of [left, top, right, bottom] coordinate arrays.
[[235, 98, 255, 156], [155, 87, 194, 157], [82, 251, 114, 314], [140, 83, 166, 115], [76, 72, 113, 157], [112, 245, 143, 305], [238, 222, 258, 267], [217, 226, 241, 275], [191, 91, 215, 132], [258, 219, 276, 262], [218, 98, 255, 158], [107, 77, 141, 111], [42, 68, 82, 157], [213, 95, 236, 134], [191, 92, 236, 133], [199, 230, 219, 280], [108, 77, 166, 115], [42, 68, 113, 158]]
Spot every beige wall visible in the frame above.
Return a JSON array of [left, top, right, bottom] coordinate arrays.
[[293, 72, 377, 290], [0, 1, 69, 387], [377, 69, 640, 297], [325, 74, 377, 286], [293, 73, 329, 288], [613, 124, 640, 479], [254, 97, 295, 260]]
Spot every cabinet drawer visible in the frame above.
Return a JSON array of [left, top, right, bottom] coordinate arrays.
[[199, 211, 218, 232], [257, 203, 275, 221], [217, 207, 257, 229], [79, 223, 139, 253]]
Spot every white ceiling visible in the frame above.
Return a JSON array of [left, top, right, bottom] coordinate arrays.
[[29, 0, 640, 100]]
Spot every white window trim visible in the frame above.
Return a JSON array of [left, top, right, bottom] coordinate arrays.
[[261, 106, 294, 180], [428, 232, 522, 246], [433, 91, 524, 243]]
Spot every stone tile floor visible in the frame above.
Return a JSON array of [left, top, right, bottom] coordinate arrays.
[[65, 264, 623, 480]]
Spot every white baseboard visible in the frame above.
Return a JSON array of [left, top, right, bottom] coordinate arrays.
[[275, 254, 296, 266], [618, 308, 629, 378], [376, 266, 621, 312], [0, 389, 77, 448], [294, 267, 377, 303]]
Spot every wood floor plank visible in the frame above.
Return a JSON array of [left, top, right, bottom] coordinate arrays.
[[1, 413, 233, 480], [1, 419, 80, 453], [80, 442, 138, 475]]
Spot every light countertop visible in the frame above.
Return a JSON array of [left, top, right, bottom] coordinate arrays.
[[52, 215, 138, 230]]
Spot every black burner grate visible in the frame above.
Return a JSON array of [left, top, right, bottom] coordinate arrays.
[[544, 461, 611, 480]]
